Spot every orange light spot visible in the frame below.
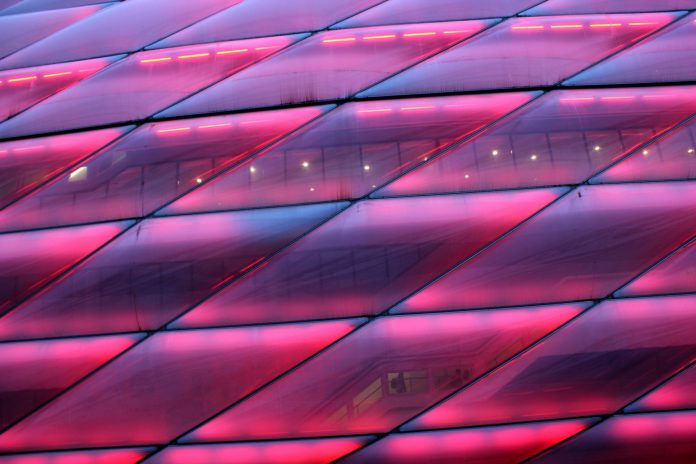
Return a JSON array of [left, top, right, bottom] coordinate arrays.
[[255, 46, 278, 50], [512, 25, 545, 30], [590, 23, 622, 28], [443, 30, 469, 34], [551, 24, 584, 29], [140, 57, 172, 63], [560, 97, 595, 102], [401, 105, 436, 111], [158, 127, 191, 134], [198, 123, 232, 129], [363, 34, 397, 40], [178, 53, 210, 59], [217, 48, 248, 55], [323, 37, 356, 43], [357, 108, 393, 113], [600, 96, 635, 101], [8, 76, 37, 83], [403, 32, 437, 37], [43, 71, 73, 78], [628, 22, 657, 26]]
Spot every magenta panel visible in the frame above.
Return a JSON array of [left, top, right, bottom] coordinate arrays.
[[378, 87, 696, 197], [162, 92, 536, 214], [0, 320, 358, 451], [396, 183, 696, 313], [523, 0, 696, 15], [626, 363, 696, 412], [0, 106, 326, 231], [183, 304, 583, 442], [158, 20, 493, 117], [0, 203, 344, 340], [405, 295, 696, 430], [0, 0, 114, 15], [0, 448, 154, 464], [171, 189, 561, 328]]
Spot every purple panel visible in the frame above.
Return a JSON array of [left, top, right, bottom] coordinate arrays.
[[362, 13, 678, 96], [0, 448, 154, 464], [162, 92, 536, 214], [396, 183, 696, 313], [0, 203, 345, 340], [0, 106, 327, 231], [523, 0, 696, 15], [0, 320, 359, 451], [152, 0, 382, 48], [183, 304, 584, 442], [567, 14, 696, 85], [0, 35, 300, 139], [158, 20, 494, 117], [405, 295, 696, 430], [172, 189, 561, 328], [531, 412, 696, 464], [377, 87, 696, 197], [626, 363, 696, 412], [0, 0, 114, 15]]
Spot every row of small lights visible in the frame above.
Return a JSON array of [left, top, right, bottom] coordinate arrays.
[[511, 21, 658, 31], [322, 29, 470, 44], [140, 46, 280, 64], [0, 70, 80, 87], [560, 94, 676, 103], [156, 119, 271, 135]]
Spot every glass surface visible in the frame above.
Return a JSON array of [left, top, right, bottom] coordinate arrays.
[[0, 0, 114, 15], [396, 183, 696, 313], [523, 0, 696, 15], [0, 448, 154, 464], [158, 20, 494, 117], [405, 295, 696, 430], [377, 87, 696, 197], [0, 320, 359, 451], [183, 304, 584, 441], [0, 203, 345, 340], [0, 107, 327, 231], [162, 92, 536, 214], [172, 189, 561, 328], [362, 13, 677, 97], [0, 36, 301, 139], [626, 363, 696, 412]]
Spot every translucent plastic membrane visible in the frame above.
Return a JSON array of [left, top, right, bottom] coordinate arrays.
[[152, 0, 382, 48], [567, 13, 696, 86], [377, 87, 696, 197], [532, 412, 696, 464], [341, 419, 593, 464], [0, 0, 244, 69], [626, 363, 696, 412], [0, 127, 127, 210], [183, 304, 583, 442], [361, 13, 678, 96], [0, 320, 358, 451], [405, 295, 696, 430], [0, 448, 154, 464], [162, 92, 536, 214], [158, 20, 493, 117], [0, 203, 344, 341], [396, 183, 696, 313], [0, 334, 140, 431], [0, 36, 300, 139], [522, 0, 696, 15], [171, 189, 561, 329], [0, 107, 326, 231], [0, 0, 114, 15]]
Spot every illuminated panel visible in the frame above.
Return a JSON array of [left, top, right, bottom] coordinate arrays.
[[0, 107, 326, 231], [0, 0, 114, 15], [523, 0, 696, 15], [377, 87, 696, 197], [0, 320, 358, 451], [0, 448, 153, 464], [626, 363, 696, 412], [532, 412, 696, 464], [162, 92, 536, 214], [0, 221, 130, 314], [171, 189, 561, 329], [341, 419, 593, 464], [405, 296, 696, 430], [157, 20, 493, 117], [362, 13, 677, 97], [0, 334, 141, 431], [152, 0, 383, 48], [0, 127, 128, 209], [0, 36, 300, 139], [0, 0, 246, 69], [568, 13, 696, 85], [396, 183, 696, 313], [0, 203, 344, 341], [183, 305, 583, 441]]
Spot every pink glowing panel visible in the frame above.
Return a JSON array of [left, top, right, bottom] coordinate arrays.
[[523, 0, 696, 15], [342, 419, 593, 464], [163, 93, 536, 214], [158, 20, 493, 117], [146, 437, 372, 464], [183, 304, 583, 442], [406, 295, 696, 430], [567, 14, 696, 86], [0, 221, 129, 314], [0, 36, 300, 139], [0, 203, 344, 341], [0, 334, 140, 431], [0, 107, 326, 231], [335, 0, 542, 28], [532, 412, 696, 464], [362, 14, 677, 97], [0, 320, 358, 451], [0, 57, 118, 124], [172, 189, 561, 328], [0, 127, 127, 210], [0, 0, 114, 15], [377, 87, 696, 197], [0, 448, 154, 464], [396, 183, 696, 313], [152, 0, 382, 48], [0, 0, 244, 69], [626, 364, 696, 412]]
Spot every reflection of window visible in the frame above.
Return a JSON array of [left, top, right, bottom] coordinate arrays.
[[434, 367, 467, 390], [388, 370, 428, 394], [353, 378, 382, 416]]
